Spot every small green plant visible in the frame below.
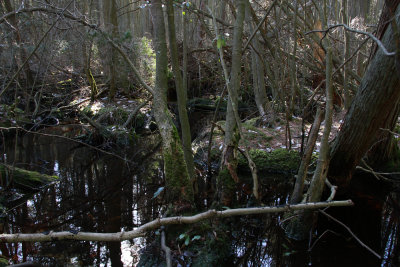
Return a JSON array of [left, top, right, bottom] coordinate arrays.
[[178, 233, 201, 247]]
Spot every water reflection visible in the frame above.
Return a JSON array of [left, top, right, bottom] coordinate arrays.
[[1, 131, 163, 266], [381, 191, 400, 266], [1, 130, 400, 266]]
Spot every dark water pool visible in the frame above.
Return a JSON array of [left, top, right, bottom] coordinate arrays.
[[1, 130, 399, 266]]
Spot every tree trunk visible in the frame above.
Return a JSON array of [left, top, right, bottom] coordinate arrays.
[[3, 0, 34, 110], [328, 2, 400, 190], [166, 1, 195, 182], [218, 0, 246, 206], [150, 0, 194, 206], [341, 0, 352, 109], [245, 0, 269, 117], [103, 0, 119, 100], [291, 107, 324, 204]]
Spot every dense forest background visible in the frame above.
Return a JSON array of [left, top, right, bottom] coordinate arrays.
[[1, 0, 400, 266]]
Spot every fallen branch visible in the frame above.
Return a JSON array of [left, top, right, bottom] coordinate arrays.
[[0, 200, 353, 243]]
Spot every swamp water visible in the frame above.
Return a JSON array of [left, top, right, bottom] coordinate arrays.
[[1, 130, 399, 266]]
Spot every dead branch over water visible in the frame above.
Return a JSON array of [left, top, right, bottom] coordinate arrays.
[[0, 200, 353, 243]]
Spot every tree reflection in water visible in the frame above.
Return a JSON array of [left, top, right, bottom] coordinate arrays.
[[1, 132, 163, 266], [1, 132, 400, 266], [382, 191, 400, 266]]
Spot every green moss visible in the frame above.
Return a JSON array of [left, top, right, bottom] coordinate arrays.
[[238, 148, 300, 174], [242, 120, 273, 144], [1, 164, 59, 192], [0, 258, 8, 267], [217, 167, 236, 195], [163, 126, 194, 204]]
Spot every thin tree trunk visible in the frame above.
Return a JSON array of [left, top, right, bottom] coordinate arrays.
[[285, 2, 335, 240], [216, 0, 259, 204], [3, 0, 34, 109], [291, 107, 324, 204], [109, 0, 119, 99], [166, 1, 195, 183], [342, 0, 352, 109], [245, 0, 269, 117]]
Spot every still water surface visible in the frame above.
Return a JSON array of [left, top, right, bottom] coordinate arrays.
[[1, 130, 399, 266]]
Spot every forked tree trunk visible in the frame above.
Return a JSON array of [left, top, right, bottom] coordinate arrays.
[[328, 2, 400, 190], [150, 0, 193, 205]]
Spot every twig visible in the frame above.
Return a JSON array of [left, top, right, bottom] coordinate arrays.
[[0, 200, 353, 243], [360, 159, 384, 181], [332, 37, 370, 76], [308, 229, 341, 252], [242, 0, 278, 52], [379, 127, 400, 137], [305, 23, 395, 56], [355, 166, 400, 177], [324, 179, 337, 201], [319, 209, 381, 259]]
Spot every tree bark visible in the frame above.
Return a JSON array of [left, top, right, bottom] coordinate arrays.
[[150, 0, 193, 205], [245, 0, 269, 117], [102, 0, 119, 99], [166, 1, 195, 182], [218, 0, 246, 205], [291, 107, 324, 204], [328, 2, 400, 189]]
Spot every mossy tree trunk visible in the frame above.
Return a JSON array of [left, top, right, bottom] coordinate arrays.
[[218, 0, 246, 206], [150, 0, 193, 206], [166, 1, 195, 183]]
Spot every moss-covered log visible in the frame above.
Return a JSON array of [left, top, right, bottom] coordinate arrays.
[[0, 164, 59, 192]]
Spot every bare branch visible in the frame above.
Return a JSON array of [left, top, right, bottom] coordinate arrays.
[[325, 179, 337, 202], [242, 0, 278, 52], [305, 24, 396, 56], [0, 200, 353, 243]]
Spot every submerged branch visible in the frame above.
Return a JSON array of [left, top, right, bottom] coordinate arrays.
[[0, 200, 353, 243], [319, 209, 381, 259]]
